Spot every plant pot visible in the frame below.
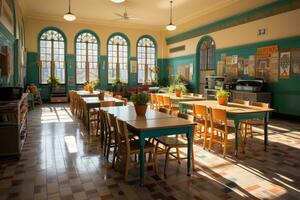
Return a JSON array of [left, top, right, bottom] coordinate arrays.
[[89, 87, 94, 93], [217, 96, 228, 105], [98, 91, 105, 100], [175, 90, 181, 97], [84, 86, 89, 91], [134, 105, 148, 116]]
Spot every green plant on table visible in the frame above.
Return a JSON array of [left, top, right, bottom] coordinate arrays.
[[130, 93, 149, 105], [215, 89, 230, 98], [168, 82, 187, 94]]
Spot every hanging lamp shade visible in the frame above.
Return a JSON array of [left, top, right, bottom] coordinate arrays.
[[111, 0, 125, 3], [166, 0, 176, 31], [64, 0, 76, 21]]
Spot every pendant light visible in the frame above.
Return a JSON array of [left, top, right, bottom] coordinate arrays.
[[64, 0, 76, 21], [111, 0, 125, 3], [166, 0, 176, 31]]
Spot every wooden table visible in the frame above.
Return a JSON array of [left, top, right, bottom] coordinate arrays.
[[179, 100, 274, 157], [101, 105, 196, 185], [155, 93, 205, 103], [82, 96, 124, 134], [76, 90, 100, 97], [100, 105, 175, 121]]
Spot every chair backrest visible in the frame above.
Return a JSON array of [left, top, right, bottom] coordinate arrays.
[[252, 102, 269, 108], [156, 95, 164, 108], [233, 99, 250, 105], [159, 107, 170, 114], [115, 95, 122, 100], [121, 97, 128, 106], [163, 96, 171, 107], [107, 112, 119, 142], [150, 94, 156, 109], [116, 118, 130, 151], [99, 110, 110, 134], [100, 101, 116, 107], [210, 108, 227, 125], [193, 104, 207, 120]]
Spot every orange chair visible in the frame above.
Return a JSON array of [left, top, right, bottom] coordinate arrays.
[[150, 93, 156, 110], [193, 104, 210, 148], [155, 95, 164, 110], [209, 108, 240, 157], [163, 96, 179, 115]]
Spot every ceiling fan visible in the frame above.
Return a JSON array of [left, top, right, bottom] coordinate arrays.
[[114, 8, 142, 21]]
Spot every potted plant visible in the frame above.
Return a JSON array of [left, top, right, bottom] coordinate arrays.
[[84, 81, 89, 91], [112, 79, 125, 92], [168, 83, 187, 97], [87, 81, 96, 93], [47, 76, 61, 88], [216, 89, 230, 105], [130, 93, 149, 116]]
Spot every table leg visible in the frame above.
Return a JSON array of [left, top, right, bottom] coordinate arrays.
[[139, 135, 145, 186], [186, 127, 193, 176], [264, 112, 269, 151], [87, 109, 90, 135], [234, 118, 240, 157]]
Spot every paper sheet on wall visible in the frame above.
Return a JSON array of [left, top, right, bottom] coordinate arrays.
[[232, 55, 238, 64], [269, 52, 279, 83], [248, 55, 256, 77], [244, 58, 249, 75], [237, 57, 244, 76], [217, 61, 225, 76], [279, 52, 291, 79], [292, 49, 300, 75]]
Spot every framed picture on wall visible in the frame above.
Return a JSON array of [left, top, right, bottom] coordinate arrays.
[[279, 51, 291, 79], [291, 49, 300, 75]]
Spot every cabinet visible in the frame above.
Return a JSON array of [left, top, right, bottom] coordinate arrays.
[[231, 90, 271, 103], [0, 93, 28, 157]]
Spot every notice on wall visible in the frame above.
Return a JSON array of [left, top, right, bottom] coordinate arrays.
[[244, 58, 249, 75], [232, 55, 238, 64], [291, 49, 300, 75], [217, 61, 225, 76], [279, 51, 291, 79], [248, 55, 256, 77], [225, 56, 232, 65], [237, 57, 244, 76], [256, 45, 278, 81], [269, 52, 279, 83], [256, 58, 269, 80]]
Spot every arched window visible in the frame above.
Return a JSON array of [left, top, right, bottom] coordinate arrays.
[[137, 37, 156, 84], [199, 37, 215, 70], [107, 34, 128, 83], [39, 29, 65, 84], [75, 31, 99, 84]]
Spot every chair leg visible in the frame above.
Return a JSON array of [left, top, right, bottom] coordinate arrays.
[[208, 131, 214, 151], [223, 135, 227, 158], [124, 153, 130, 181], [164, 147, 171, 178], [203, 126, 207, 149], [176, 148, 181, 164], [106, 134, 111, 161], [112, 145, 117, 169]]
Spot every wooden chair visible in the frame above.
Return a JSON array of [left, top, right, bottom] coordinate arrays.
[[233, 99, 250, 105], [193, 104, 210, 148], [115, 118, 156, 181], [155, 95, 164, 110], [75, 95, 84, 119], [163, 96, 179, 115], [96, 101, 116, 135], [121, 97, 128, 106], [154, 112, 195, 178], [150, 94, 156, 110], [208, 108, 241, 157], [68, 90, 76, 114], [104, 112, 118, 162], [115, 95, 122, 100], [243, 102, 270, 139]]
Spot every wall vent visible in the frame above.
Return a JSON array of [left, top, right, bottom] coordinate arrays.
[[169, 45, 185, 53]]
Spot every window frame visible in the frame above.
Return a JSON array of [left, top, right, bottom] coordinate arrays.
[[38, 27, 67, 85], [107, 33, 130, 84], [199, 37, 215, 71], [137, 35, 157, 84], [74, 30, 100, 84]]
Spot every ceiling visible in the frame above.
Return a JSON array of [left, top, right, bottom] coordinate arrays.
[[18, 0, 275, 31]]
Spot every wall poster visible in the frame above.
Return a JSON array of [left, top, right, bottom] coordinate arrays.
[[291, 49, 300, 75], [217, 61, 225, 76], [269, 52, 279, 83], [279, 51, 291, 79], [248, 55, 256, 77], [237, 57, 244, 76], [256, 45, 278, 82]]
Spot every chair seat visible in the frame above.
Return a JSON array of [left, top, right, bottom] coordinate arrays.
[[156, 136, 187, 147], [194, 117, 210, 126], [213, 124, 235, 133], [120, 140, 155, 153]]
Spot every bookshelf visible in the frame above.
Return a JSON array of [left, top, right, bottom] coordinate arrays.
[[0, 93, 28, 157]]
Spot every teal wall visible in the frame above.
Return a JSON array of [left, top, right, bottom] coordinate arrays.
[[0, 0, 25, 88], [164, 36, 300, 116]]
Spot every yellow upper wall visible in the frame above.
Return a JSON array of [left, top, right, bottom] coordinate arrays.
[[168, 9, 300, 58], [24, 17, 167, 58]]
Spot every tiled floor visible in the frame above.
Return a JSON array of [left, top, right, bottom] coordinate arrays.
[[0, 104, 299, 200]]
